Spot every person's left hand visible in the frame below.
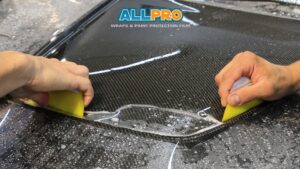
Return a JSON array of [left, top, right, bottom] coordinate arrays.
[[8, 52, 94, 107]]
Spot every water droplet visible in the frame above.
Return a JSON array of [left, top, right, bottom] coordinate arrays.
[[61, 144, 66, 149], [103, 132, 111, 137], [50, 36, 57, 42], [199, 112, 207, 117], [111, 117, 119, 122]]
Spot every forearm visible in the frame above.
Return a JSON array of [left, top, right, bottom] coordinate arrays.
[[287, 60, 300, 92], [0, 51, 33, 97]]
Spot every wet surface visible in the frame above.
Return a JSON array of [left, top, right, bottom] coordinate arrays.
[[1, 0, 300, 168], [85, 104, 220, 137], [1, 96, 300, 168], [194, 0, 300, 20], [0, 0, 104, 53]]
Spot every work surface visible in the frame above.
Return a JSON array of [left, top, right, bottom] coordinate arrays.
[[1, 0, 300, 168]]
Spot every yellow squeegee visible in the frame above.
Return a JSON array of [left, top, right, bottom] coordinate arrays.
[[23, 91, 84, 119], [21, 77, 260, 122], [222, 77, 263, 122]]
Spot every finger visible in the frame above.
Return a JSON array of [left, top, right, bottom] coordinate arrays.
[[10, 88, 34, 98], [63, 62, 89, 78], [26, 92, 49, 107], [62, 61, 77, 66], [50, 58, 60, 62], [69, 76, 94, 107], [10, 88, 49, 107], [74, 65, 89, 78], [218, 67, 243, 106], [78, 78, 94, 107], [215, 51, 244, 85], [227, 81, 269, 106], [215, 59, 235, 85]]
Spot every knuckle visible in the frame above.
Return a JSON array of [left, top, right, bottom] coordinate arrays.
[[215, 75, 221, 84], [243, 51, 257, 60], [222, 72, 230, 81], [218, 87, 226, 97], [82, 78, 91, 87], [79, 65, 89, 74], [242, 50, 254, 56], [218, 88, 222, 96], [233, 52, 243, 60], [69, 61, 78, 66], [50, 58, 59, 62], [234, 51, 256, 60]]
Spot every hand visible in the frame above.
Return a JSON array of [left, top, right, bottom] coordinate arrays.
[[215, 51, 296, 107], [8, 52, 94, 107]]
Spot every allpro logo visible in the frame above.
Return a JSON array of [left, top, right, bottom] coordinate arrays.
[[119, 8, 183, 22]]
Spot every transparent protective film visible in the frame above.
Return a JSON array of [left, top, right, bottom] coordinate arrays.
[[85, 105, 222, 137]]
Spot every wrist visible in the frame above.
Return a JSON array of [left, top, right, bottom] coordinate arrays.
[[286, 61, 300, 92]]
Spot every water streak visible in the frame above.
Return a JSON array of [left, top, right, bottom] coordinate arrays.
[[168, 141, 179, 169], [89, 50, 181, 75], [0, 109, 11, 128], [169, 0, 200, 13]]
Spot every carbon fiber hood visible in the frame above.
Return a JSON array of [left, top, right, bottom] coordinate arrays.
[[1, 0, 300, 168]]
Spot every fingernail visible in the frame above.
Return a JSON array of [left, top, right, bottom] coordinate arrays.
[[23, 99, 40, 107], [229, 94, 241, 106]]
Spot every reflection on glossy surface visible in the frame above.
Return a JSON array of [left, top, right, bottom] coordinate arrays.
[[89, 50, 181, 75], [182, 16, 199, 26], [0, 108, 10, 128], [169, 0, 200, 13]]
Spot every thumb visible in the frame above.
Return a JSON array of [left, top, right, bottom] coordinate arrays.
[[227, 82, 264, 106], [11, 88, 49, 107]]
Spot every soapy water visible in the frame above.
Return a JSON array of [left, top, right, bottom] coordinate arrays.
[[85, 104, 222, 137]]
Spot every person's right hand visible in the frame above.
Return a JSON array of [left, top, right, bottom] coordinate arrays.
[[215, 51, 297, 107], [9, 51, 94, 107]]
